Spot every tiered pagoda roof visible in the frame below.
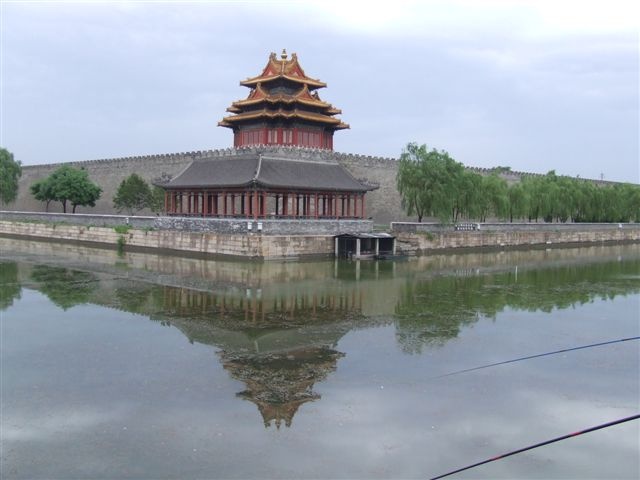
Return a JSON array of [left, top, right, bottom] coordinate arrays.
[[219, 50, 349, 138]]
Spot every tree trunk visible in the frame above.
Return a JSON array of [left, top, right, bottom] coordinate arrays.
[[61, 200, 67, 213]]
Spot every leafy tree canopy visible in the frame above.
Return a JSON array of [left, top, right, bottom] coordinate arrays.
[[30, 165, 102, 213], [396, 143, 464, 223], [113, 173, 152, 214], [0, 147, 22, 204], [397, 142, 640, 223]]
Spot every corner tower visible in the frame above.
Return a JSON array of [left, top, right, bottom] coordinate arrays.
[[218, 50, 349, 150]]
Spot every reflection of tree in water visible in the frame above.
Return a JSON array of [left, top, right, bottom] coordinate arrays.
[[113, 283, 168, 320], [395, 258, 640, 354], [30, 265, 98, 310], [221, 347, 344, 428], [0, 262, 21, 311]]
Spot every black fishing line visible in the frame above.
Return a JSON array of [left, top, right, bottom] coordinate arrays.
[[430, 414, 640, 480], [437, 336, 640, 378]]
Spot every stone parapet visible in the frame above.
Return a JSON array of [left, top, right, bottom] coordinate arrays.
[[155, 217, 372, 235], [0, 212, 372, 235], [391, 222, 640, 233]]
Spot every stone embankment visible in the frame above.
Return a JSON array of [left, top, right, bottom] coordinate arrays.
[[0, 211, 373, 259], [0, 220, 334, 259], [391, 222, 640, 255], [1, 212, 638, 260]]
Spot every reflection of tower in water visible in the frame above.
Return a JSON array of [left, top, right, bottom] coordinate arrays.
[[161, 285, 364, 324], [221, 347, 344, 428], [162, 286, 361, 428]]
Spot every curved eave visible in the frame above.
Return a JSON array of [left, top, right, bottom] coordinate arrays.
[[240, 75, 326, 89], [231, 96, 333, 109], [220, 109, 349, 127]]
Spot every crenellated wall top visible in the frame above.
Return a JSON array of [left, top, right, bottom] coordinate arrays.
[[18, 146, 625, 186]]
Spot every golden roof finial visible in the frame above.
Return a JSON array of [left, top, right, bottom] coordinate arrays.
[[281, 49, 288, 60]]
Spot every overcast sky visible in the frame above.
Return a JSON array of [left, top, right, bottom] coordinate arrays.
[[1, 0, 638, 182]]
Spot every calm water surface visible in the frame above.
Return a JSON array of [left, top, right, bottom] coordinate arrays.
[[1, 239, 639, 479]]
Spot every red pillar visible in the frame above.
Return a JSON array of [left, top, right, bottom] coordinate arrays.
[[253, 190, 258, 220], [314, 193, 319, 219], [361, 194, 366, 219]]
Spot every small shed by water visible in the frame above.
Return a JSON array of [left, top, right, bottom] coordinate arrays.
[[335, 233, 396, 259]]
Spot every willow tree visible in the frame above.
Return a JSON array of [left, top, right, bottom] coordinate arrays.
[[0, 148, 22, 204], [396, 143, 464, 223]]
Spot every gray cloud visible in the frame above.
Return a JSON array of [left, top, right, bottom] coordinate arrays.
[[1, 2, 637, 182]]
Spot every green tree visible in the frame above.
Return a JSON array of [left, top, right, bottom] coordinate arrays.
[[148, 186, 166, 213], [113, 173, 152, 214], [507, 182, 529, 222], [396, 142, 464, 223], [30, 177, 57, 212], [453, 170, 483, 221], [0, 148, 22, 204], [478, 173, 509, 221], [31, 165, 102, 213]]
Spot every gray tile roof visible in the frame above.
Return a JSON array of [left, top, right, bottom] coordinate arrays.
[[163, 153, 373, 192]]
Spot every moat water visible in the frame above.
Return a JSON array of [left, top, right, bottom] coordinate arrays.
[[1, 238, 639, 479]]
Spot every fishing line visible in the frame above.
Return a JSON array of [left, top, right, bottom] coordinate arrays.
[[429, 414, 640, 480], [437, 336, 639, 378]]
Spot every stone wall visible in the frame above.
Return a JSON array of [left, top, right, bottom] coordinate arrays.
[[392, 222, 640, 255], [3, 216, 638, 260], [0, 221, 335, 259], [6, 145, 622, 224], [10, 152, 194, 215]]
